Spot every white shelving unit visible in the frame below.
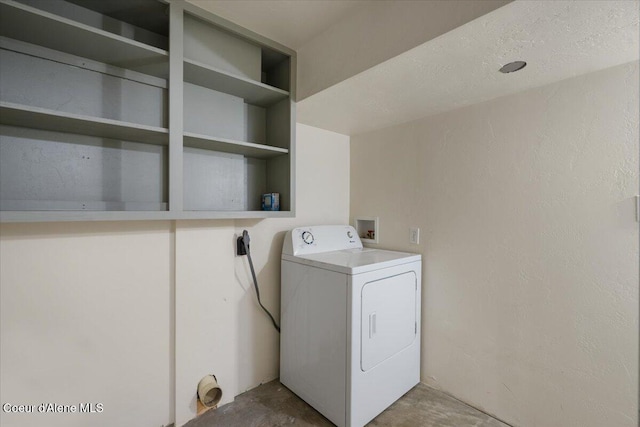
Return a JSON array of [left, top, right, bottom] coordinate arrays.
[[0, 0, 296, 222]]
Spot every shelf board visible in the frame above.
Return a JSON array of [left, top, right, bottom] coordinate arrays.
[[0, 208, 293, 222], [184, 58, 289, 107], [0, 200, 168, 212], [0, 102, 169, 145], [0, 0, 169, 79], [0, 210, 174, 223], [179, 210, 294, 219], [183, 132, 288, 159]]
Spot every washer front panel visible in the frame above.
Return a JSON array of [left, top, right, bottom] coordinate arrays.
[[348, 260, 422, 427], [361, 271, 417, 371], [283, 225, 362, 256]]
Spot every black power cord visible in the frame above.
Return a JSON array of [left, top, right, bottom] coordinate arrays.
[[238, 230, 280, 333]]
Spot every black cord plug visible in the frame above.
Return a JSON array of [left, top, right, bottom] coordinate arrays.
[[242, 230, 251, 254], [236, 236, 247, 256], [236, 230, 252, 256]]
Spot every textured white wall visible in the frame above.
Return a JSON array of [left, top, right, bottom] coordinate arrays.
[[350, 63, 639, 427], [174, 220, 236, 425], [0, 124, 350, 427], [174, 123, 350, 426], [0, 221, 173, 427], [232, 124, 351, 394]]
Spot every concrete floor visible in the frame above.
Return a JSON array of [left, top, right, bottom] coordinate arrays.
[[185, 380, 510, 427]]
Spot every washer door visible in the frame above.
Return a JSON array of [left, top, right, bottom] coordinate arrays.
[[360, 271, 417, 372]]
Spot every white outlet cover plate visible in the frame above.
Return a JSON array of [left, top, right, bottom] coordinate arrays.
[[409, 227, 420, 245]]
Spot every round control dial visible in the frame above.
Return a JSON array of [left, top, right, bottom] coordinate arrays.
[[347, 230, 353, 238], [301, 231, 314, 245]]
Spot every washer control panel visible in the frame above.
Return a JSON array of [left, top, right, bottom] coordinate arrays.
[[283, 225, 363, 256]]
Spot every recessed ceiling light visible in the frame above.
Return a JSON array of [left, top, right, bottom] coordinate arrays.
[[499, 61, 527, 73]]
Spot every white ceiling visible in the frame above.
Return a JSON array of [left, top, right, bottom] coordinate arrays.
[[187, 0, 367, 49], [297, 0, 640, 136]]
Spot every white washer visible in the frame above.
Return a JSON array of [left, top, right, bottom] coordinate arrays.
[[280, 225, 421, 427]]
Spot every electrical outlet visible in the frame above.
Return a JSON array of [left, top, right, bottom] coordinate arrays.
[[409, 227, 420, 245]]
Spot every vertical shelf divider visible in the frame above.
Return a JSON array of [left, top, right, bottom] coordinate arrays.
[[169, 1, 184, 213]]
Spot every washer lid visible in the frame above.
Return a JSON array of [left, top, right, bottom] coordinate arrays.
[[282, 248, 421, 275]]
